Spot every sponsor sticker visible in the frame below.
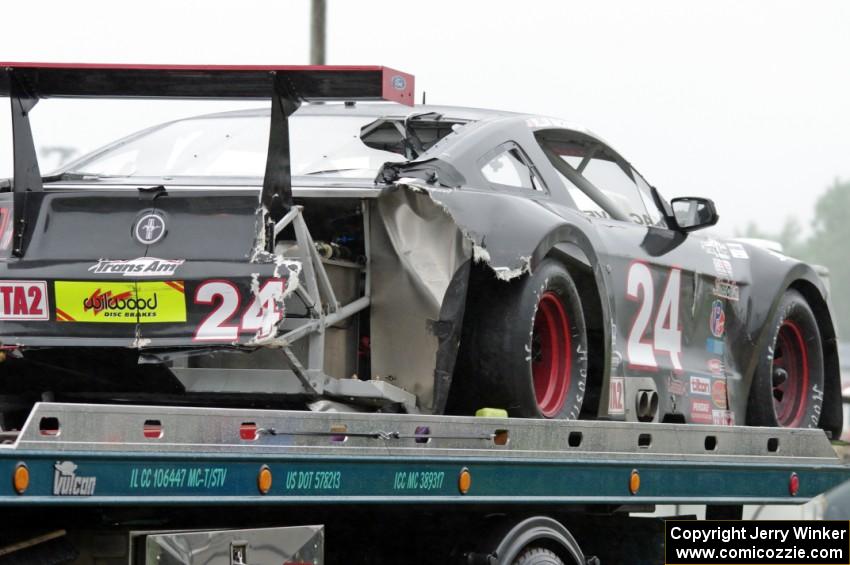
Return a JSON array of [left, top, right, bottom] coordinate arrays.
[[53, 461, 96, 496], [668, 374, 686, 396], [726, 242, 749, 259], [88, 257, 184, 277], [608, 376, 625, 415], [0, 280, 49, 320], [712, 258, 734, 278], [706, 337, 724, 356], [55, 281, 186, 323], [713, 278, 740, 301], [709, 299, 725, 338], [690, 376, 711, 396], [707, 358, 725, 377], [701, 239, 730, 259], [690, 399, 713, 424], [712, 409, 735, 426], [712, 380, 727, 409]]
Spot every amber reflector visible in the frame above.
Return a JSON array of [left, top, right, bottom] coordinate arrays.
[[13, 463, 29, 495], [458, 468, 472, 495], [257, 465, 273, 494], [629, 469, 640, 495]]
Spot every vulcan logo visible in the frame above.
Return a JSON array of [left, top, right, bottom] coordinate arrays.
[[83, 289, 158, 316], [88, 258, 184, 277], [53, 461, 96, 496]]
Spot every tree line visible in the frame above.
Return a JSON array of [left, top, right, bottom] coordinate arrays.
[[739, 178, 850, 339]]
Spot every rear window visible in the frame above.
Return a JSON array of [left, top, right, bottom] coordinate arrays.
[[65, 113, 407, 179]]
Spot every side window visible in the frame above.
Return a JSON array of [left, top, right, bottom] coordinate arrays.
[[581, 157, 653, 225], [536, 131, 664, 227], [480, 143, 546, 192]]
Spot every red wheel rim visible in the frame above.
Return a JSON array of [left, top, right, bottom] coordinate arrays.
[[772, 319, 809, 427], [531, 291, 572, 418]]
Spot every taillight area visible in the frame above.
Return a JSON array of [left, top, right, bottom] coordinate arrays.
[[0, 201, 12, 254]]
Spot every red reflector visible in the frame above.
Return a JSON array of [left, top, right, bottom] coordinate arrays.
[[789, 472, 800, 496], [143, 419, 163, 439], [240, 423, 258, 441]]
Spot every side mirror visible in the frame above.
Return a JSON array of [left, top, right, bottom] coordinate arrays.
[[669, 197, 719, 232]]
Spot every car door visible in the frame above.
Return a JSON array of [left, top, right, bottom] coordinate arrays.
[[536, 130, 737, 424]]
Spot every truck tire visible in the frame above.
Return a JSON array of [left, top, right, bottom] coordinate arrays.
[[747, 289, 824, 428], [513, 547, 566, 565], [459, 259, 588, 419]]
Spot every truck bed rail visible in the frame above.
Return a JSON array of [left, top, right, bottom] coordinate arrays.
[[1, 402, 847, 506]]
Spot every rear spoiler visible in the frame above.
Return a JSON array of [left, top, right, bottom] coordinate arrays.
[[1, 63, 415, 255]]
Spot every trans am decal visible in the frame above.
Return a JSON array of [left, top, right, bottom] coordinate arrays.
[[88, 257, 184, 277], [54, 281, 186, 323], [0, 281, 49, 320]]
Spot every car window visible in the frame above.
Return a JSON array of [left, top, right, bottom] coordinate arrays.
[[64, 114, 407, 180], [535, 131, 664, 226], [480, 143, 545, 191], [581, 157, 653, 225]]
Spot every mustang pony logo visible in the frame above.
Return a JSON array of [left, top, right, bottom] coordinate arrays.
[[134, 213, 166, 245]]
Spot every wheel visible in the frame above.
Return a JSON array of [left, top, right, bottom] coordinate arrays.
[[457, 258, 588, 419], [747, 289, 824, 428], [513, 547, 566, 565]]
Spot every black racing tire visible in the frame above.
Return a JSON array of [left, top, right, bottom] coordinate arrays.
[[747, 289, 824, 428], [513, 547, 567, 565], [458, 259, 588, 419]]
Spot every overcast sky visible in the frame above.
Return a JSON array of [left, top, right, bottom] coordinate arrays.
[[1, 0, 848, 236]]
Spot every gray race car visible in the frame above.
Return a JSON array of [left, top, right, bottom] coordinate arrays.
[[0, 64, 840, 437]]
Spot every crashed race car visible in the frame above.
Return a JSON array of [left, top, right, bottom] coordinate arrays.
[[0, 64, 842, 437]]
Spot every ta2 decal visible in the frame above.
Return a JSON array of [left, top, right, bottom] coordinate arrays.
[[0, 280, 49, 321], [608, 376, 625, 415]]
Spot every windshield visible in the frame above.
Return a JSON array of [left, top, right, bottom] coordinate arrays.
[[64, 112, 407, 179]]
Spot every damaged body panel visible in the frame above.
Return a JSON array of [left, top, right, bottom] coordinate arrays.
[[0, 64, 840, 436]]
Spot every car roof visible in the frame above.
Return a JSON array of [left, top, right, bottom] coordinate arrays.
[[186, 102, 517, 121], [185, 102, 605, 145]]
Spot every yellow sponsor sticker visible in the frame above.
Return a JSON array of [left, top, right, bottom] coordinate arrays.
[[55, 281, 186, 323]]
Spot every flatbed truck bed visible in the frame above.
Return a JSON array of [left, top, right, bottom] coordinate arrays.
[[1, 403, 849, 564]]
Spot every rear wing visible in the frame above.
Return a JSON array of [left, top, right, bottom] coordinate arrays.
[[0, 63, 415, 255]]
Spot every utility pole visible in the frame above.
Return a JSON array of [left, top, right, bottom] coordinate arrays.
[[310, 0, 327, 65]]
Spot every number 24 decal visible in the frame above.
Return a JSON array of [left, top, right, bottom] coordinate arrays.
[[193, 279, 286, 342], [626, 263, 682, 371]]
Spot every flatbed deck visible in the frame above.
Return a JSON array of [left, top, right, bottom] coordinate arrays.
[[1, 403, 847, 507]]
